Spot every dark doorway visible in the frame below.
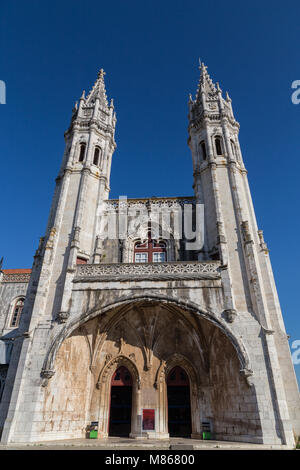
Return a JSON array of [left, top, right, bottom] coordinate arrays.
[[167, 366, 192, 437], [109, 366, 132, 437]]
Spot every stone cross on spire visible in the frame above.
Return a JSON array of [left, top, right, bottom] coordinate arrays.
[[98, 68, 106, 79]]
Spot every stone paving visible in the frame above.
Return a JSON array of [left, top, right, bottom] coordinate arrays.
[[0, 437, 291, 451]]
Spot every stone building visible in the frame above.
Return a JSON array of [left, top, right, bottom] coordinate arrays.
[[0, 65, 299, 446]]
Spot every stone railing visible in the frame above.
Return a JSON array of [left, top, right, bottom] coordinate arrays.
[[1, 273, 31, 283], [74, 261, 221, 282], [105, 196, 196, 211]]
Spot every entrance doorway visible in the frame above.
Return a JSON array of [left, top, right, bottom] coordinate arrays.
[[167, 366, 192, 437], [109, 366, 132, 437]]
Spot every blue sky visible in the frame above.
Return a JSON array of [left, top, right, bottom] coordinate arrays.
[[0, 0, 300, 383]]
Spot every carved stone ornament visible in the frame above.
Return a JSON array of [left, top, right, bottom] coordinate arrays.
[[56, 311, 70, 323], [40, 369, 55, 387], [216, 221, 226, 244], [75, 261, 221, 282], [241, 221, 253, 244], [129, 353, 136, 363], [258, 230, 269, 253], [2, 272, 31, 283], [240, 368, 254, 387], [224, 309, 237, 323]]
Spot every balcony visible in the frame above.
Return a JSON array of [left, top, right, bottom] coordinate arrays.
[[74, 261, 221, 283]]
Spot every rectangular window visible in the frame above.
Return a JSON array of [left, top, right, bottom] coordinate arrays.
[[153, 252, 166, 263], [135, 253, 148, 263]]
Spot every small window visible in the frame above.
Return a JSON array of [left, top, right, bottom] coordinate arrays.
[[93, 147, 101, 166], [135, 252, 148, 263], [200, 140, 207, 160], [10, 298, 25, 327], [134, 234, 167, 263], [79, 143, 86, 162], [153, 252, 166, 263], [215, 137, 222, 156]]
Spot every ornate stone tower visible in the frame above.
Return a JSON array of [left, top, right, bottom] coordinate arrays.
[[34, 68, 116, 324], [188, 62, 300, 443], [0, 70, 117, 441]]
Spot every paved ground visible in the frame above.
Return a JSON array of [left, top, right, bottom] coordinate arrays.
[[0, 437, 291, 450]]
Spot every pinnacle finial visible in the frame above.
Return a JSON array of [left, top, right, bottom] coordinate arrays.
[[226, 91, 232, 101], [98, 68, 106, 80]]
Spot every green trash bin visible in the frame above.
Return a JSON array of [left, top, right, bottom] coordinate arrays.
[[88, 421, 99, 439], [202, 431, 211, 440]]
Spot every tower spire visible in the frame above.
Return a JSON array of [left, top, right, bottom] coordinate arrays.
[[189, 61, 236, 126], [196, 62, 217, 100], [85, 67, 108, 108]]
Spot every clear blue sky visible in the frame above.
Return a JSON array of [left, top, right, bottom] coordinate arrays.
[[1, 0, 299, 383]]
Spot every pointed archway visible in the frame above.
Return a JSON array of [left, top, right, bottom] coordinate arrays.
[[109, 366, 133, 437]]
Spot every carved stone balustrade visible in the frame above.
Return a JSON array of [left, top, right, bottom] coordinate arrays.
[[74, 261, 221, 283]]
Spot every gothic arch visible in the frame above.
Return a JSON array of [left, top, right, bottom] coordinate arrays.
[[41, 293, 252, 381], [154, 353, 202, 438], [155, 353, 200, 392], [96, 354, 141, 391], [94, 354, 141, 438]]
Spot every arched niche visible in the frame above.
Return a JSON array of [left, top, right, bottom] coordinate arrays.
[[155, 353, 203, 438], [93, 355, 141, 438]]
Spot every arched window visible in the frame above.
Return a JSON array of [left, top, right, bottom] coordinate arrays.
[[78, 143, 86, 162], [134, 234, 167, 263], [200, 140, 207, 160], [10, 298, 25, 327], [93, 147, 101, 166], [215, 136, 223, 156]]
